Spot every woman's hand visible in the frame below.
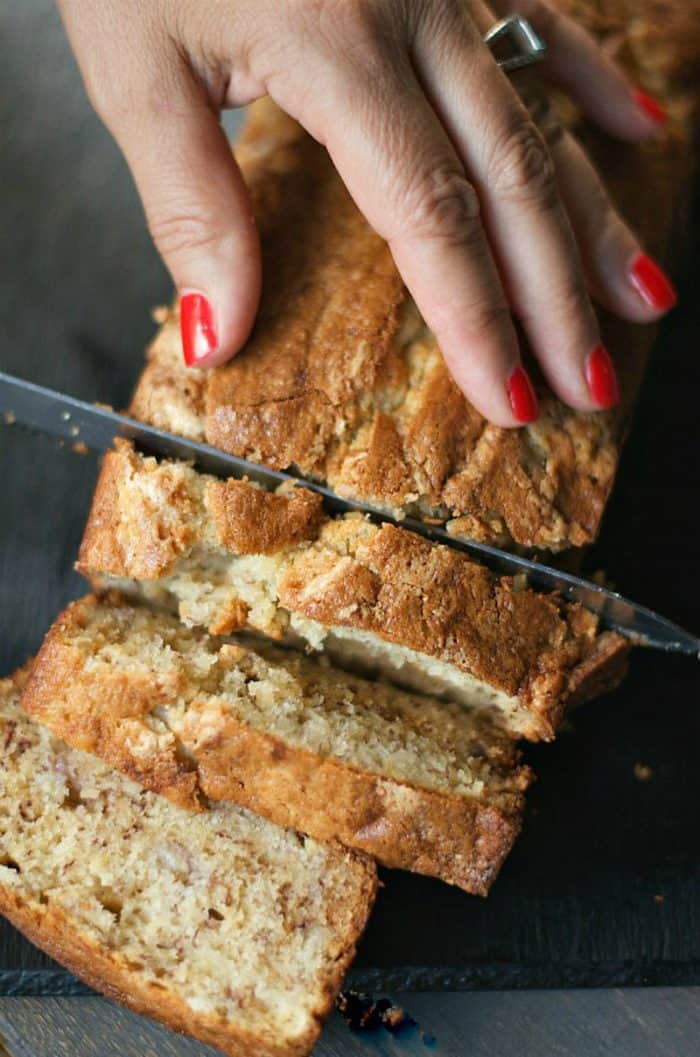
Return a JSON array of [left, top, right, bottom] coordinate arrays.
[[57, 0, 677, 426]]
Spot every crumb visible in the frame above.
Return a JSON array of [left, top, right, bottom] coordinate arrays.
[[151, 305, 170, 324], [92, 401, 114, 413], [634, 763, 653, 782], [3, 411, 15, 425], [654, 894, 665, 904], [336, 992, 415, 1035], [69, 425, 80, 437], [512, 572, 529, 592], [72, 441, 89, 456]]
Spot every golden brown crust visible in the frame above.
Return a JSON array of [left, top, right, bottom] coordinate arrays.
[[78, 441, 325, 577], [565, 629, 632, 707], [128, 1, 700, 551], [79, 444, 629, 741], [78, 439, 201, 579], [22, 614, 204, 810], [279, 519, 629, 730], [174, 702, 528, 897], [22, 597, 531, 895], [206, 478, 324, 555]]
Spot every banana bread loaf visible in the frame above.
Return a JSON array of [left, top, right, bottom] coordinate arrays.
[[0, 668, 376, 1057], [128, 0, 700, 551], [22, 594, 532, 894]]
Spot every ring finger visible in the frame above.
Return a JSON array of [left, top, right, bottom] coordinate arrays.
[[414, 1, 607, 410]]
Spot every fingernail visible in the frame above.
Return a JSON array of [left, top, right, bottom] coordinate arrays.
[[507, 365, 539, 424], [632, 88, 667, 125], [585, 345, 619, 409], [180, 291, 218, 366], [628, 252, 677, 312]]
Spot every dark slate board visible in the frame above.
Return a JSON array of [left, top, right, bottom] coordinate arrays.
[[1, 0, 699, 995]]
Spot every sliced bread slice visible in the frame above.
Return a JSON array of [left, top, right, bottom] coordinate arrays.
[[0, 667, 376, 1057], [22, 595, 532, 894], [78, 442, 628, 741]]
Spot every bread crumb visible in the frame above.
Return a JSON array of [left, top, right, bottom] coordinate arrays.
[[72, 441, 89, 456], [152, 305, 170, 324], [336, 992, 414, 1034], [92, 401, 114, 413], [654, 894, 665, 904], [3, 411, 15, 426], [634, 763, 653, 782]]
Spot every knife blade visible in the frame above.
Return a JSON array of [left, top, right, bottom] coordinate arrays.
[[2, 369, 698, 657]]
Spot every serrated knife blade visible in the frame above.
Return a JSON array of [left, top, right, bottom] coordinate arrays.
[[2, 369, 698, 657]]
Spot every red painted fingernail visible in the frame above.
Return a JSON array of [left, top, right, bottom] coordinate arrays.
[[180, 291, 218, 366], [507, 365, 539, 424], [585, 345, 619, 409], [628, 253, 677, 312], [632, 88, 667, 125]]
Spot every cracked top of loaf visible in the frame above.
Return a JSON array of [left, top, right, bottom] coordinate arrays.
[[129, 0, 700, 550]]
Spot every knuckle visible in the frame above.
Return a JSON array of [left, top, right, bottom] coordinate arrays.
[[82, 68, 123, 123], [491, 123, 558, 210], [308, 0, 386, 46], [405, 166, 483, 249], [333, 0, 384, 33], [147, 207, 227, 262], [462, 298, 513, 344], [83, 64, 168, 129], [520, 277, 589, 332]]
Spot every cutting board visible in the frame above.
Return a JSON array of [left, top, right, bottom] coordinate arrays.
[[1, 0, 699, 997]]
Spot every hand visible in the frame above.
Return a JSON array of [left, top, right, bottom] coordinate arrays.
[[57, 0, 677, 426]]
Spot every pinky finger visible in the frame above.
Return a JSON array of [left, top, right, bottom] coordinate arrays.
[[491, 0, 667, 141], [549, 130, 677, 322]]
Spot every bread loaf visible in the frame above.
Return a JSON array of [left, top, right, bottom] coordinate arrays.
[[128, 0, 700, 551]]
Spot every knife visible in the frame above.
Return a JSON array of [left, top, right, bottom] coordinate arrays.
[[2, 369, 698, 657]]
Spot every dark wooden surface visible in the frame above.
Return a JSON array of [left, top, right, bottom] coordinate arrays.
[[1, 0, 700, 1008]]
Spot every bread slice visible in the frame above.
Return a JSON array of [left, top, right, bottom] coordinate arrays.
[[129, 0, 700, 552], [0, 667, 376, 1057], [21, 594, 532, 895], [78, 442, 629, 742]]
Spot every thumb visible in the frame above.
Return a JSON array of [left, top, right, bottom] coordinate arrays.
[[104, 71, 261, 368]]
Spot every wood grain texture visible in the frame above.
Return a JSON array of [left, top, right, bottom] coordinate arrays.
[[1, 0, 699, 998], [1, 992, 700, 1057]]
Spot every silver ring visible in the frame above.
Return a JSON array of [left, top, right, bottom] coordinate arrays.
[[484, 14, 547, 73]]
